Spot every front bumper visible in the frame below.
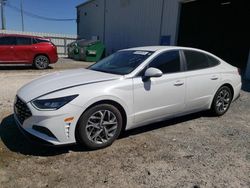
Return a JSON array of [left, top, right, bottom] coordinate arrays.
[[14, 114, 54, 146], [14, 98, 83, 146]]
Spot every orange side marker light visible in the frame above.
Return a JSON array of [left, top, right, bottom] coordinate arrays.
[[64, 117, 74, 122]]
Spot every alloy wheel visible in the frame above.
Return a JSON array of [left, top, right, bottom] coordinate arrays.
[[35, 55, 49, 69], [86, 110, 118, 144], [215, 89, 231, 113]]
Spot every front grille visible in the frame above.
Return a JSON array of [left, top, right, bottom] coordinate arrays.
[[14, 96, 32, 124]]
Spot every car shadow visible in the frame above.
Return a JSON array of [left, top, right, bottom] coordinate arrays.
[[121, 111, 209, 138], [0, 114, 87, 156], [0, 65, 53, 70], [0, 112, 210, 157]]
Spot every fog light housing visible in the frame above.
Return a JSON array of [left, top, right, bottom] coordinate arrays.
[[32, 125, 57, 139]]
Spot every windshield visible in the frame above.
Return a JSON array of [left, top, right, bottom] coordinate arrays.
[[89, 50, 153, 75]]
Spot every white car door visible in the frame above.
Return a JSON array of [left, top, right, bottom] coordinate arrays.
[[183, 50, 221, 111], [132, 50, 186, 124]]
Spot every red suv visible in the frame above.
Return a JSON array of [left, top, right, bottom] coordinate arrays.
[[0, 34, 58, 69]]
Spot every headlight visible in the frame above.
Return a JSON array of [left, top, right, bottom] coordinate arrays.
[[31, 95, 78, 110]]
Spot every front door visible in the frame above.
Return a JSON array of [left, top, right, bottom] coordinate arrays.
[[133, 50, 186, 124]]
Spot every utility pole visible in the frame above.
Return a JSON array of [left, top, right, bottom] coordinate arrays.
[[0, 0, 7, 30], [20, 0, 24, 31]]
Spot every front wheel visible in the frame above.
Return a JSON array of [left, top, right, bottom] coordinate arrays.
[[33, 55, 49, 70], [76, 104, 123, 149], [211, 86, 233, 116]]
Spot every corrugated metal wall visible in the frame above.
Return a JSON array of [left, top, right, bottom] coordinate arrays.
[[0, 30, 77, 56], [77, 0, 181, 54], [104, 0, 164, 54], [77, 0, 105, 42], [161, 0, 181, 45]]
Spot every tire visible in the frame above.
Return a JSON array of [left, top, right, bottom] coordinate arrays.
[[76, 104, 123, 149], [33, 55, 49, 70], [211, 86, 233, 116]]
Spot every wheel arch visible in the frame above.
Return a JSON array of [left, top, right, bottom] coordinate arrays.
[[220, 83, 234, 98], [209, 83, 235, 109], [75, 99, 128, 140], [33, 53, 51, 64]]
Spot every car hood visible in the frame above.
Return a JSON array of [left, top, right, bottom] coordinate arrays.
[[17, 68, 122, 102]]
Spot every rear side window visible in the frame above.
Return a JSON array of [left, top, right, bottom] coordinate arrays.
[[0, 37, 16, 45], [184, 51, 210, 71], [148, 50, 181, 74], [207, 55, 220, 67], [33, 38, 49, 44], [16, 37, 32, 45]]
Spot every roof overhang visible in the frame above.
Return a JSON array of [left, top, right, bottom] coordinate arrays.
[[76, 0, 96, 8]]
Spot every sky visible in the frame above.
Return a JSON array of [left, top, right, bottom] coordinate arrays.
[[3, 0, 86, 35]]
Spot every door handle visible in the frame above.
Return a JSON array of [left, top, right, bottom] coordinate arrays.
[[174, 80, 184, 86], [10, 46, 14, 49], [211, 76, 219, 80]]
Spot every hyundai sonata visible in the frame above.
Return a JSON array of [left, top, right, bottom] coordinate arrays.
[[14, 46, 241, 149]]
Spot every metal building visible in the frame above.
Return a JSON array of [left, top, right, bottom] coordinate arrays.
[[76, 0, 250, 78], [77, 0, 180, 53]]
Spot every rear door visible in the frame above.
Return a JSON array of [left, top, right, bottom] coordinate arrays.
[[183, 50, 221, 111], [14, 37, 33, 63], [0, 36, 16, 63]]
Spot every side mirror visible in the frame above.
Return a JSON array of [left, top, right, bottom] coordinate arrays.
[[144, 67, 163, 79]]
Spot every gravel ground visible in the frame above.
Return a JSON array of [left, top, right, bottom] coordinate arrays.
[[0, 59, 249, 188]]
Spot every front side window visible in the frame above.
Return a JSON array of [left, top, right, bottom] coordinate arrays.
[[148, 50, 181, 74], [0, 37, 16, 45], [16, 37, 32, 45], [89, 50, 153, 75], [184, 50, 211, 71]]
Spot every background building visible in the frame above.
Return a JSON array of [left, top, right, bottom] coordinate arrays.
[[77, 0, 250, 77]]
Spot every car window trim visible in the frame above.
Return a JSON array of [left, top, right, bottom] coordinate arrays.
[[179, 50, 186, 71]]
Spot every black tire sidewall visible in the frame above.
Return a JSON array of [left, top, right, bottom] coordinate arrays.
[[76, 104, 123, 149], [34, 55, 49, 70], [211, 86, 232, 116]]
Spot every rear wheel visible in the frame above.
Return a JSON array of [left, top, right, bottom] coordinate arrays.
[[211, 86, 233, 116], [76, 104, 123, 149], [33, 55, 49, 69]]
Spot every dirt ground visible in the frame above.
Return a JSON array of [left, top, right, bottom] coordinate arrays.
[[0, 59, 249, 188]]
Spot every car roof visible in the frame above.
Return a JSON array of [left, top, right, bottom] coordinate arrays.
[[122, 46, 205, 52], [0, 33, 44, 39], [123, 46, 174, 51]]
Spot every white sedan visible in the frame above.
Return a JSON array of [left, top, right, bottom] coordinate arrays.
[[14, 46, 242, 149]]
